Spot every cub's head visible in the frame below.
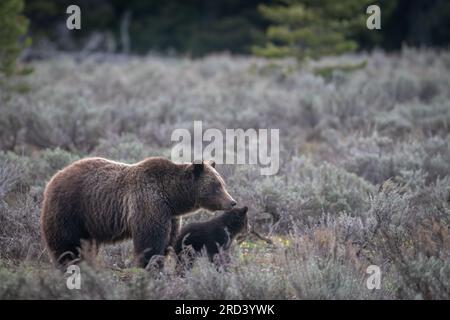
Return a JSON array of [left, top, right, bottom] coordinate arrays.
[[189, 160, 237, 211], [222, 206, 249, 235]]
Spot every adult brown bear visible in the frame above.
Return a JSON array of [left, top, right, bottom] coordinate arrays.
[[40, 157, 236, 268]]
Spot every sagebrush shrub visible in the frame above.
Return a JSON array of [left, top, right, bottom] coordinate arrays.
[[368, 180, 450, 299]]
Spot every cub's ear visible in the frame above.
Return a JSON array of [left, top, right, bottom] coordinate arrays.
[[208, 160, 216, 168], [191, 161, 204, 177]]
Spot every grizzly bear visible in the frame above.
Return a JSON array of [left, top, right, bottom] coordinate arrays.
[[174, 206, 248, 270], [40, 157, 237, 268]]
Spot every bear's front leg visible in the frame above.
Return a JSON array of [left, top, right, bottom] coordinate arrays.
[[131, 212, 172, 269], [169, 216, 182, 247]]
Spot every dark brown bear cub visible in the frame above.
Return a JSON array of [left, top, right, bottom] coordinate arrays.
[[174, 206, 249, 269], [40, 157, 236, 268]]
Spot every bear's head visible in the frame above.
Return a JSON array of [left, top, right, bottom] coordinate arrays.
[[189, 160, 237, 211], [222, 206, 249, 235]]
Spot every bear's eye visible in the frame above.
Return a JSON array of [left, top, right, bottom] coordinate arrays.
[[213, 185, 221, 193]]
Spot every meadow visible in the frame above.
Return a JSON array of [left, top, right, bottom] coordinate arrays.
[[0, 48, 449, 299]]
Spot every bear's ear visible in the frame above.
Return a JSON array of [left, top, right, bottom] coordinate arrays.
[[208, 160, 216, 168], [192, 161, 204, 177], [241, 206, 248, 214]]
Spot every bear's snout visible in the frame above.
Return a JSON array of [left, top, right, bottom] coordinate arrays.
[[223, 198, 237, 210]]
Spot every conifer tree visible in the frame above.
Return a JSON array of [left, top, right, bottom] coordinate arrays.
[[253, 0, 371, 61], [0, 0, 29, 76]]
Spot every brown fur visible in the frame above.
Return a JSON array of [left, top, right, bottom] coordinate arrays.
[[174, 206, 249, 270], [40, 157, 236, 268]]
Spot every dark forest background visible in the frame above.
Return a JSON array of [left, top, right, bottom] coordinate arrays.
[[24, 0, 450, 57]]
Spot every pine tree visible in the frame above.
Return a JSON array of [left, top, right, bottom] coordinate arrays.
[[253, 0, 372, 61], [0, 0, 30, 76]]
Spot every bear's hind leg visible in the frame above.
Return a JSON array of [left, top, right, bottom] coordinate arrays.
[[52, 242, 81, 269], [45, 215, 89, 269]]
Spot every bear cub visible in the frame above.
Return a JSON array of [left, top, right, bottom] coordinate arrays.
[[174, 206, 249, 269]]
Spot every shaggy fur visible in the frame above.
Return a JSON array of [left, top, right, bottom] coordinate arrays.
[[174, 206, 249, 269], [40, 157, 236, 268]]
